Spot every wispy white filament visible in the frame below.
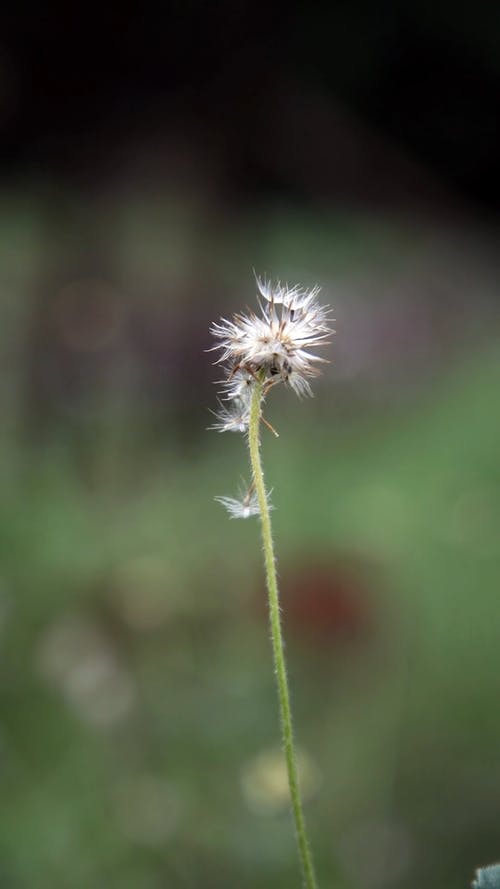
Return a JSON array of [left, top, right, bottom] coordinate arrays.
[[214, 485, 273, 519]]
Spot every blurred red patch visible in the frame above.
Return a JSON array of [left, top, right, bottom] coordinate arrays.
[[255, 556, 377, 645]]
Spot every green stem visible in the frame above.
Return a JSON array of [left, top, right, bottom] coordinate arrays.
[[248, 382, 319, 889]]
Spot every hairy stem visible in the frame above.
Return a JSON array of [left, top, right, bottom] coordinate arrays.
[[248, 382, 319, 889]]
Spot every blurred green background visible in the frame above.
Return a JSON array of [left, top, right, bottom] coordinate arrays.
[[1, 5, 500, 888]]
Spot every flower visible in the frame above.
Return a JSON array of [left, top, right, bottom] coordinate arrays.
[[215, 483, 273, 519], [210, 276, 333, 402]]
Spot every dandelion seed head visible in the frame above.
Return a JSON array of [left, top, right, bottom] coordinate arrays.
[[210, 276, 333, 407]]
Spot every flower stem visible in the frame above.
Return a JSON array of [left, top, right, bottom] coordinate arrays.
[[248, 382, 319, 889]]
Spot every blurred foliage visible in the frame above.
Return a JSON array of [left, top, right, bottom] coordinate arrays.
[[0, 192, 499, 888]]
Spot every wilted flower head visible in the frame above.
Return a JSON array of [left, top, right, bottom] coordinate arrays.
[[210, 274, 332, 518], [210, 275, 333, 414]]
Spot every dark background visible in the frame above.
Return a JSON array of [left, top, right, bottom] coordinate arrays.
[[2, 2, 500, 208], [0, 5, 499, 889]]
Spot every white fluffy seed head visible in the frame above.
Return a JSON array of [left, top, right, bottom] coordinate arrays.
[[209, 276, 333, 408], [209, 275, 332, 519]]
